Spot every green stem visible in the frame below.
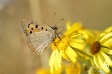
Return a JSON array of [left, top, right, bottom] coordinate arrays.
[[101, 45, 109, 49], [70, 46, 93, 59]]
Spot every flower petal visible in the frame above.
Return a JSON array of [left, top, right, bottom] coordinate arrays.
[[78, 30, 89, 39], [100, 48, 112, 55], [49, 49, 62, 73], [60, 50, 69, 61], [65, 46, 77, 63], [71, 39, 85, 43], [49, 50, 55, 73], [97, 54, 110, 73], [102, 38, 112, 45], [70, 42, 85, 50], [100, 26, 112, 37], [84, 29, 95, 38], [90, 59, 95, 66], [64, 22, 82, 35], [100, 52, 112, 66], [103, 26, 112, 33], [66, 21, 71, 30], [54, 49, 61, 70], [93, 55, 101, 69], [70, 33, 83, 39], [100, 32, 112, 43], [102, 63, 110, 73]]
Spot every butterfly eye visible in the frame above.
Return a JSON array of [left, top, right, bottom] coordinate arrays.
[[46, 29, 47, 31], [52, 27, 57, 30], [35, 25, 38, 28]]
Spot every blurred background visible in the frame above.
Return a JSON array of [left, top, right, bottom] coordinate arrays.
[[0, 0, 112, 74]]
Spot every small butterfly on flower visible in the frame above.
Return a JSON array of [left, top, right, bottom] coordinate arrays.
[[21, 18, 63, 54]]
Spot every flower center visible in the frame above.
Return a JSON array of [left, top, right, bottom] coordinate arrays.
[[57, 36, 69, 50], [90, 41, 101, 55], [51, 38, 60, 50], [51, 36, 70, 50]]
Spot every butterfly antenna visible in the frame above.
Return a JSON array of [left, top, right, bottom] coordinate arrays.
[[55, 18, 64, 36], [55, 18, 64, 25], [52, 12, 56, 25]]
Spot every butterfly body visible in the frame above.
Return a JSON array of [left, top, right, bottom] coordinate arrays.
[[21, 19, 57, 54]]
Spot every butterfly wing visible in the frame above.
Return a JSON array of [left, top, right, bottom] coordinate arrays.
[[21, 19, 54, 37], [27, 31, 53, 54], [21, 19, 55, 54]]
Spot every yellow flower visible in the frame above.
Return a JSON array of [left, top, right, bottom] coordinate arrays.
[[65, 21, 101, 43], [49, 49, 62, 73], [100, 26, 112, 49], [36, 68, 63, 74], [101, 26, 112, 36], [89, 27, 112, 73], [49, 22, 85, 73], [65, 62, 81, 74], [36, 68, 50, 74]]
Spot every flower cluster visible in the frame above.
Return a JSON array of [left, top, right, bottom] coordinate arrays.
[[49, 21, 112, 73], [36, 62, 81, 74]]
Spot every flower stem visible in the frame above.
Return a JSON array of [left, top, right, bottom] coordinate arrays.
[[70, 46, 93, 59]]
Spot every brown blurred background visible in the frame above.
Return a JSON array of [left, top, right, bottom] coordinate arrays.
[[0, 0, 112, 74]]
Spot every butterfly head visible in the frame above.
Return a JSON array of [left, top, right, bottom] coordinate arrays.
[[51, 25, 58, 31]]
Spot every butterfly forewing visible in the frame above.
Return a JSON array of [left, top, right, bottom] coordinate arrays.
[[21, 19, 55, 54], [21, 19, 54, 36]]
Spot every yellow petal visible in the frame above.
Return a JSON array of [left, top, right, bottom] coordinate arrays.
[[67, 46, 77, 57], [100, 26, 112, 38], [90, 59, 95, 66], [71, 39, 85, 48], [78, 30, 89, 39], [93, 55, 101, 69], [60, 50, 69, 61], [58, 51, 62, 67], [103, 26, 112, 33], [70, 42, 85, 50], [65, 46, 77, 63], [54, 49, 61, 70], [71, 39, 85, 43], [49, 50, 55, 73], [66, 21, 71, 30], [100, 52, 112, 66], [49, 51, 55, 66], [83, 29, 95, 38], [70, 33, 82, 38], [64, 22, 82, 35], [100, 48, 112, 55], [101, 62, 110, 73], [102, 38, 112, 45], [98, 52, 105, 62], [100, 32, 112, 43], [97, 54, 110, 73]]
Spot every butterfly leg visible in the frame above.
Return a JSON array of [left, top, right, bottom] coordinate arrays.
[[56, 32, 64, 43]]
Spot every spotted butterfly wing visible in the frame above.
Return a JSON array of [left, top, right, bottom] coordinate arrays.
[[21, 19, 55, 54]]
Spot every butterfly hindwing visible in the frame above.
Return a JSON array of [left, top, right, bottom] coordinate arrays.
[[26, 31, 53, 54]]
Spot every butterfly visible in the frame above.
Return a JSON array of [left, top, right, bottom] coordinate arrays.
[[21, 19, 58, 54]]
